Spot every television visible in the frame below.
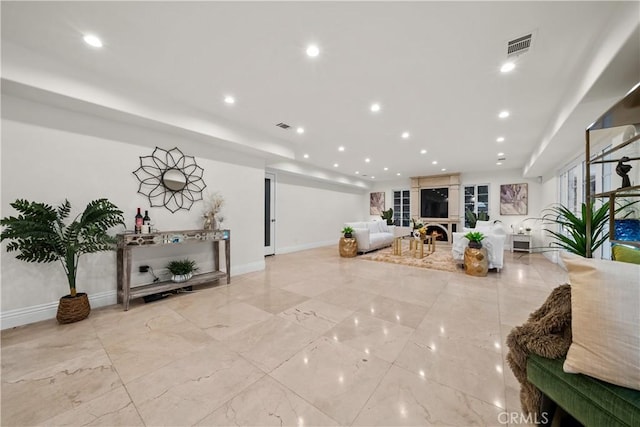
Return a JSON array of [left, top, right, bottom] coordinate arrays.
[[420, 188, 449, 218]]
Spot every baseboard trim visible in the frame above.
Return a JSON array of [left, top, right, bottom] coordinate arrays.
[[1, 261, 267, 329], [1, 290, 117, 330], [231, 260, 265, 275], [276, 240, 335, 255]]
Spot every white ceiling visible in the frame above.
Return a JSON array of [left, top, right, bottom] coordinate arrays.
[[2, 1, 639, 188]]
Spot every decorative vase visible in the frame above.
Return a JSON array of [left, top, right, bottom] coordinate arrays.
[[203, 215, 216, 231], [56, 293, 91, 324], [171, 273, 193, 283], [468, 241, 483, 249], [344, 233, 353, 238]]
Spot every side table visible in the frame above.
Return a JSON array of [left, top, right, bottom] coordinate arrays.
[[464, 246, 488, 277], [339, 237, 357, 257], [511, 233, 532, 253]]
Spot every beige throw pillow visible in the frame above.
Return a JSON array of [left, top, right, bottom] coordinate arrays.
[[562, 253, 640, 390]]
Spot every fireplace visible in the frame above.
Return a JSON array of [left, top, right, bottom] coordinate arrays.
[[411, 173, 461, 244], [425, 223, 458, 242]]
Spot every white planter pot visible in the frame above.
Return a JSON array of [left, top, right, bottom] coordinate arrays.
[[171, 272, 193, 283]]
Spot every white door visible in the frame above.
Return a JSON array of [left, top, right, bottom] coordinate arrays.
[[264, 173, 276, 256]]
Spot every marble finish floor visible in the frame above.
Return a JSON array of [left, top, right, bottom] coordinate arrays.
[[1, 246, 568, 426]]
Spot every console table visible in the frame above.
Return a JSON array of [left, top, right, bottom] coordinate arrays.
[[116, 229, 230, 310]]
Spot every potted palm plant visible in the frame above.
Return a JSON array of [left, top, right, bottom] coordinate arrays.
[[464, 231, 485, 249], [1, 198, 124, 323], [166, 259, 198, 282], [542, 200, 637, 257]]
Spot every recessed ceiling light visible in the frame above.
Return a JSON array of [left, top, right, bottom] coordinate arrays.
[[383, 167, 388, 171], [296, 127, 305, 134], [303, 154, 309, 159], [401, 132, 410, 139], [496, 137, 505, 142], [224, 96, 235, 104], [83, 34, 103, 48], [498, 152, 505, 156], [306, 44, 320, 57], [396, 172, 401, 176], [496, 162, 503, 165], [355, 171, 360, 174], [371, 176, 375, 179], [499, 110, 510, 119], [432, 160, 438, 165], [333, 163, 339, 168], [365, 158, 371, 163], [338, 146, 345, 151], [420, 149, 427, 154], [500, 62, 515, 73], [370, 103, 381, 112]]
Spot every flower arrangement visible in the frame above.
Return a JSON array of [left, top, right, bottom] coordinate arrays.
[[410, 218, 424, 230], [203, 192, 224, 230]]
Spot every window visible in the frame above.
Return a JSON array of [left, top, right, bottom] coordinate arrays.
[[558, 145, 612, 259], [393, 190, 410, 226], [463, 184, 489, 227]]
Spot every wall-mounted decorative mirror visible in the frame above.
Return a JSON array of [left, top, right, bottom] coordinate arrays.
[[133, 147, 206, 213], [162, 168, 188, 191]]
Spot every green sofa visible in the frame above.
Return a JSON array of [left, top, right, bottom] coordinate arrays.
[[527, 354, 640, 426]]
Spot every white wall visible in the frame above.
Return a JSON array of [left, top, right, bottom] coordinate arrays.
[[539, 175, 560, 263], [460, 169, 543, 231], [1, 95, 265, 327], [273, 172, 365, 254]]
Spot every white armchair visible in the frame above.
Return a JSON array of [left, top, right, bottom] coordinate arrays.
[[452, 221, 507, 270]]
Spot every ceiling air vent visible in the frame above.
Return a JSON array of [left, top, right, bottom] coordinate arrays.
[[507, 33, 533, 57], [275, 122, 291, 130]]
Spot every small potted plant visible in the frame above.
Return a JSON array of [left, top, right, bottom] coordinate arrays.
[[166, 259, 198, 282], [342, 226, 354, 238], [464, 231, 485, 249]]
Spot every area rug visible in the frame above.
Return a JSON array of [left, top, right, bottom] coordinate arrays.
[[361, 241, 463, 273]]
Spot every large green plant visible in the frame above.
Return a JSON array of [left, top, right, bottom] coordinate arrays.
[[542, 200, 635, 257], [1, 199, 125, 296], [381, 208, 394, 225], [465, 209, 489, 228]]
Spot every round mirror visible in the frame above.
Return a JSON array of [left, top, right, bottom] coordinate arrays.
[[162, 168, 187, 191]]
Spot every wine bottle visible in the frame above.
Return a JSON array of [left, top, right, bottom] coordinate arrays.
[[135, 208, 143, 234], [142, 210, 151, 234]]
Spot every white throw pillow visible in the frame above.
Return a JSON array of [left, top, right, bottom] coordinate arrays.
[[367, 221, 382, 233], [490, 223, 507, 236], [561, 253, 640, 391], [475, 220, 493, 229]]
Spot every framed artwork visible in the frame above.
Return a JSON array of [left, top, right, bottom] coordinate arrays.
[[370, 192, 385, 215], [500, 183, 528, 215]]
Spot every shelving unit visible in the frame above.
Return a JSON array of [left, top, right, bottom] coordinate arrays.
[[116, 229, 230, 310], [585, 82, 640, 257]]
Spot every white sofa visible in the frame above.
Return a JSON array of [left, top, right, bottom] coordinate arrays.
[[344, 221, 395, 253], [452, 220, 507, 270]]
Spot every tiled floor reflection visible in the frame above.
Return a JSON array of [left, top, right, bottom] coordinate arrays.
[[1, 247, 567, 426]]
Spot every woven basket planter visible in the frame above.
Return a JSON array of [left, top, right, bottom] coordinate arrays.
[[56, 293, 91, 324]]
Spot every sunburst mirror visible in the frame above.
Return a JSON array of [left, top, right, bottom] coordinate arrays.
[[133, 147, 206, 213]]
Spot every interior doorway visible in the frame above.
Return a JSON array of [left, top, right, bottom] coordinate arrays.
[[265, 172, 276, 256]]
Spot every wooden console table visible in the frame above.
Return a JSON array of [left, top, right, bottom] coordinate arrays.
[[116, 229, 230, 310]]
